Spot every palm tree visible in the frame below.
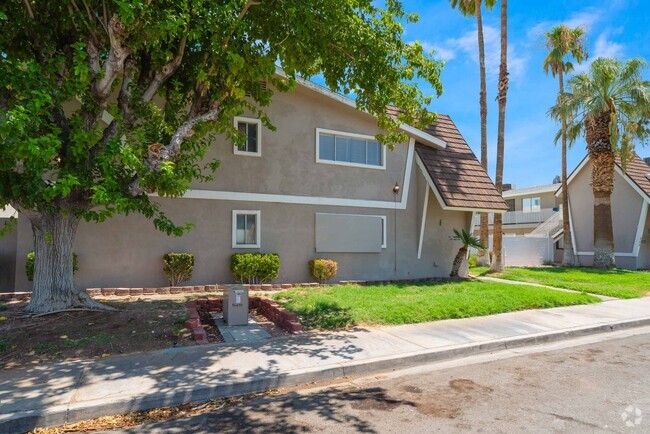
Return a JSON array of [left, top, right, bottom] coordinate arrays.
[[553, 57, 650, 269], [450, 229, 486, 277], [543, 25, 588, 267], [449, 0, 496, 267], [490, 0, 508, 273]]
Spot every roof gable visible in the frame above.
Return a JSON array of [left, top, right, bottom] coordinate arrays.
[[560, 153, 650, 203], [416, 115, 508, 212]]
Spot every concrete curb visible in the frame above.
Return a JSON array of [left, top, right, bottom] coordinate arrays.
[[2, 316, 650, 433]]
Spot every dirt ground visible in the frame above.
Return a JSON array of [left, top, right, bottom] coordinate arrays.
[[0, 292, 291, 369], [0, 296, 194, 369]]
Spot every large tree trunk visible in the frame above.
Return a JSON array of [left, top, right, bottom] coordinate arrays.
[[586, 110, 616, 269], [558, 70, 576, 266], [590, 148, 616, 269], [24, 211, 109, 313], [475, 0, 490, 268], [450, 246, 468, 277], [491, 0, 508, 273]]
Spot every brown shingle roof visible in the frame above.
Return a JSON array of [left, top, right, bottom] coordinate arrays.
[[416, 114, 508, 211], [619, 153, 650, 200]]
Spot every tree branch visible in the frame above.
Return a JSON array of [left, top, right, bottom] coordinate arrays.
[[22, 0, 34, 19], [141, 34, 187, 102], [93, 14, 131, 100], [127, 96, 227, 196], [222, 0, 261, 48]]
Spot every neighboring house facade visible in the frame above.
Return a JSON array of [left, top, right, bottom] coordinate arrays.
[[556, 154, 650, 270], [473, 183, 562, 237], [3, 79, 507, 292]]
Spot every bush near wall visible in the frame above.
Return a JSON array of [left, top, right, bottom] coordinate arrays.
[[26, 251, 79, 282], [231, 253, 280, 284], [468, 254, 477, 268], [163, 253, 195, 286], [309, 259, 338, 283]]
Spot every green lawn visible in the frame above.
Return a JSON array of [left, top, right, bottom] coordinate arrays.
[[469, 266, 650, 299], [273, 281, 600, 330]]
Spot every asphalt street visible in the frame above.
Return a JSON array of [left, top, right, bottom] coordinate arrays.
[[108, 330, 650, 433]]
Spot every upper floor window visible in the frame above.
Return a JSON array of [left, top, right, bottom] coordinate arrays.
[[316, 128, 385, 169], [505, 199, 515, 211], [234, 117, 261, 156], [522, 197, 541, 212]]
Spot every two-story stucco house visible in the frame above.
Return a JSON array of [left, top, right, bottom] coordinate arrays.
[[554, 154, 650, 270], [1, 78, 507, 292]]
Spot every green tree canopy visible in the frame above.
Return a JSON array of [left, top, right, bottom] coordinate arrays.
[[0, 0, 443, 312]]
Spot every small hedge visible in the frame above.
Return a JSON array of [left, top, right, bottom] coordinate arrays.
[[231, 253, 280, 284], [468, 253, 477, 268], [309, 259, 338, 283], [26, 251, 79, 282], [163, 253, 194, 286]]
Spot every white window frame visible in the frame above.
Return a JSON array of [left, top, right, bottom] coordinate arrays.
[[232, 210, 261, 248], [315, 128, 386, 170], [522, 196, 541, 213], [233, 117, 262, 157]]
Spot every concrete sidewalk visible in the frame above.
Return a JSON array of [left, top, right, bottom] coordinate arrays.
[[2, 298, 650, 433]]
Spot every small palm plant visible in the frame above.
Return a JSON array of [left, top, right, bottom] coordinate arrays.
[[450, 229, 486, 277]]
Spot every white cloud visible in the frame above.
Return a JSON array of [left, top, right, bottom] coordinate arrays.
[[527, 8, 602, 40], [564, 9, 602, 31], [413, 40, 456, 61], [593, 32, 624, 58], [573, 31, 625, 73], [446, 25, 528, 80]]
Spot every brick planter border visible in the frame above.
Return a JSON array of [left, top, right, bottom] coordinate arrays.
[[185, 297, 302, 344], [0, 276, 468, 302]]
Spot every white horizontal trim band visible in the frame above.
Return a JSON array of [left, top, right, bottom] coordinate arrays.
[[176, 189, 407, 209]]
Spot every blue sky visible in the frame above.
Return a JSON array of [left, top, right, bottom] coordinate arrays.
[[398, 0, 650, 188]]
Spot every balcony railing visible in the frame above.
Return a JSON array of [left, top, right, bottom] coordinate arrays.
[[473, 208, 558, 226]]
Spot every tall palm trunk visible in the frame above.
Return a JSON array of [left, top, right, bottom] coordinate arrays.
[[475, 0, 490, 267], [491, 0, 508, 272], [22, 209, 107, 313], [558, 70, 576, 266], [586, 111, 616, 269]]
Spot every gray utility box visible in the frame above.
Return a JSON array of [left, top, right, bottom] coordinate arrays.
[[223, 284, 249, 326]]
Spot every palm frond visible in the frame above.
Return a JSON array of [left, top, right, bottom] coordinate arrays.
[[453, 228, 485, 250]]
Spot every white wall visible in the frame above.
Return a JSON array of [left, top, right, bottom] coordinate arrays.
[[473, 235, 553, 267]]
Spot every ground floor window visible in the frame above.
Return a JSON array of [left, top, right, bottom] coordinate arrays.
[[232, 210, 261, 248]]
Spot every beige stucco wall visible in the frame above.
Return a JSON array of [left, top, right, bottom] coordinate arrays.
[[568, 159, 645, 269], [14, 184, 471, 290], [192, 85, 408, 202]]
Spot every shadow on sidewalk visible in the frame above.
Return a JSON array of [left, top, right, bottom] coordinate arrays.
[[0, 329, 373, 432]]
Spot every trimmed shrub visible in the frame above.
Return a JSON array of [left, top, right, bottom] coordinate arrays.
[[309, 259, 338, 283], [231, 253, 280, 284], [26, 251, 79, 282], [468, 253, 477, 268], [163, 253, 194, 286]]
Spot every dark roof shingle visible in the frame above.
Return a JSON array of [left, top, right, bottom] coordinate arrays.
[[619, 154, 650, 199], [416, 114, 508, 211]]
